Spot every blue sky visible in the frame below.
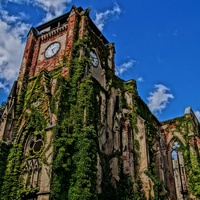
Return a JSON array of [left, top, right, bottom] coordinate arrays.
[[0, 0, 200, 122]]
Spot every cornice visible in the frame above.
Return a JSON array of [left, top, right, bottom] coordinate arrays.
[[40, 23, 68, 41]]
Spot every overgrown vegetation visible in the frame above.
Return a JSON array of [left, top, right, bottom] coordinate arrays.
[[1, 11, 200, 200], [163, 115, 200, 198], [0, 141, 12, 194], [0, 101, 6, 114]]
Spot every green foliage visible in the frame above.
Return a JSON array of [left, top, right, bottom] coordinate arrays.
[[187, 151, 200, 197], [146, 167, 166, 200], [66, 74, 99, 199], [0, 14, 173, 200], [51, 34, 100, 199], [1, 143, 24, 199], [0, 141, 12, 194], [162, 116, 200, 199], [0, 111, 46, 199], [98, 153, 116, 200], [167, 116, 200, 198], [116, 169, 134, 200], [0, 101, 6, 113], [99, 154, 137, 200]]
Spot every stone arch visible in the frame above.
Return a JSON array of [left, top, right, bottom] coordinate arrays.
[[168, 135, 186, 151], [18, 117, 45, 188], [168, 134, 186, 150], [168, 138, 188, 199], [23, 133, 44, 189]]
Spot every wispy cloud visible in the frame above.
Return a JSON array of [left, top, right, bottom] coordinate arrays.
[[112, 33, 117, 37], [148, 84, 174, 113], [34, 0, 72, 22], [0, 10, 21, 23], [115, 59, 136, 76], [137, 77, 144, 82], [94, 2, 122, 31], [0, 0, 72, 94], [3, 0, 71, 22], [0, 10, 30, 93], [0, 82, 9, 93]]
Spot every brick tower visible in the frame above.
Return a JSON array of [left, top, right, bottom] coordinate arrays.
[[1, 5, 200, 200]]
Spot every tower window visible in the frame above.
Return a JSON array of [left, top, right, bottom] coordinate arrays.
[[115, 96, 120, 112]]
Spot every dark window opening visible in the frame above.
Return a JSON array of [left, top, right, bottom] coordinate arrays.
[[106, 132, 109, 139], [33, 140, 43, 152], [115, 96, 120, 112]]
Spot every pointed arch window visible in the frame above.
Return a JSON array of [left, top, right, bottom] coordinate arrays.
[[171, 141, 188, 199], [23, 134, 44, 189]]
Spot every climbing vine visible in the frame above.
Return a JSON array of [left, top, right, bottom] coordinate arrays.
[[0, 141, 11, 195], [162, 113, 200, 198], [1, 9, 200, 200], [50, 31, 102, 199]]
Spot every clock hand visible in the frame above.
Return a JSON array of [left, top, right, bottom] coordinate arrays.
[[52, 46, 58, 53]]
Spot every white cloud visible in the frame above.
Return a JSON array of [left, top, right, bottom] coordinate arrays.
[[112, 33, 117, 37], [3, 0, 71, 22], [195, 111, 200, 122], [34, 0, 71, 22], [4, 0, 25, 3], [115, 59, 136, 76], [137, 77, 144, 82], [0, 10, 30, 93], [0, 82, 9, 93], [0, 10, 20, 23], [148, 84, 174, 113], [0, 1, 119, 95], [0, 0, 72, 94], [94, 2, 122, 31]]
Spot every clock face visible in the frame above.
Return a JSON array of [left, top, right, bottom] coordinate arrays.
[[90, 51, 99, 67], [45, 42, 61, 58]]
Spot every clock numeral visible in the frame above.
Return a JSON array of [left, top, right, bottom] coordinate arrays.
[[45, 42, 61, 59]]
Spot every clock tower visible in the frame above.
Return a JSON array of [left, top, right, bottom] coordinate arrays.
[[0, 5, 117, 200], [14, 6, 115, 108], [1, 5, 200, 200]]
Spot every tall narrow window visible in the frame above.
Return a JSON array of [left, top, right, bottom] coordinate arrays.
[[171, 142, 188, 200], [23, 134, 44, 189], [115, 96, 120, 113]]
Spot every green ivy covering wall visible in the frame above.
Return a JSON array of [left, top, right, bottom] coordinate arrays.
[[0, 141, 12, 194], [2, 14, 199, 200], [162, 115, 200, 198]]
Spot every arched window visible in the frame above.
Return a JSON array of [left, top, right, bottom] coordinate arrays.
[[171, 141, 188, 200], [23, 134, 44, 189]]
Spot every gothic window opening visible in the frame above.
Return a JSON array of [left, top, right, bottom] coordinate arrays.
[[23, 134, 44, 189], [115, 96, 120, 113], [171, 141, 188, 200]]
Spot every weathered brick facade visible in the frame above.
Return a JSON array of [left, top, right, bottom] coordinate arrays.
[[0, 6, 200, 200]]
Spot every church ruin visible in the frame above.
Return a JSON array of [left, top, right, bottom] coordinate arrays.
[[0, 6, 200, 200]]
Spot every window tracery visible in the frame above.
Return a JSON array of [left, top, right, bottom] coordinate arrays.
[[23, 134, 44, 189], [171, 141, 188, 199]]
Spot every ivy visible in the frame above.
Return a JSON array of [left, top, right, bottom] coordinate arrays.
[[146, 167, 166, 200], [162, 113, 200, 198], [0, 101, 6, 114], [51, 33, 101, 199], [188, 153, 200, 197], [0, 110, 47, 199], [1, 143, 24, 199], [3, 11, 199, 200], [0, 141, 12, 194]]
